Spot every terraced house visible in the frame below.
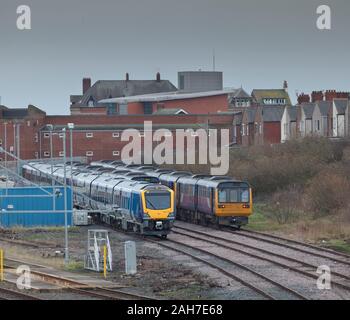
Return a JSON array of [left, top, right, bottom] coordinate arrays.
[[281, 105, 297, 142], [331, 99, 348, 138]]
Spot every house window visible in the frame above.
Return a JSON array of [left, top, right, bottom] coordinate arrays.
[[44, 133, 50, 138], [44, 151, 50, 157], [59, 133, 65, 138], [139, 132, 145, 137], [34, 133, 39, 143], [86, 151, 94, 157], [27, 121, 31, 127], [59, 151, 64, 157], [113, 151, 120, 156], [112, 132, 120, 138], [86, 133, 93, 138]]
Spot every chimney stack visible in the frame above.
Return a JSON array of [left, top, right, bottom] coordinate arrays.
[[83, 78, 91, 94], [297, 93, 310, 105], [156, 72, 161, 82], [126, 73, 129, 81], [311, 91, 324, 103]]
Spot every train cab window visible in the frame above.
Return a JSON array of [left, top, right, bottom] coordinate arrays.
[[218, 187, 249, 203], [145, 192, 171, 210]]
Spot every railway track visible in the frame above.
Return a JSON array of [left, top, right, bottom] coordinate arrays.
[[240, 228, 350, 260], [233, 228, 350, 265], [146, 237, 308, 300], [3, 258, 153, 300], [172, 224, 350, 293], [0, 286, 42, 300]]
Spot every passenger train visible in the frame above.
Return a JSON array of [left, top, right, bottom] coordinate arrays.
[[22, 160, 253, 232], [91, 161, 253, 228], [22, 162, 174, 237]]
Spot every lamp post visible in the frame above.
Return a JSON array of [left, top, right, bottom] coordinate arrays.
[[4, 122, 7, 195], [62, 128, 69, 265], [67, 123, 74, 215], [4, 122, 7, 164], [47, 124, 55, 210]]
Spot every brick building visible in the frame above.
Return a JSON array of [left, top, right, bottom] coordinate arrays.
[[0, 105, 235, 162]]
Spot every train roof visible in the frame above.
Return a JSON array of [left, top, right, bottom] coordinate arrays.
[[113, 179, 170, 192], [196, 178, 250, 188]]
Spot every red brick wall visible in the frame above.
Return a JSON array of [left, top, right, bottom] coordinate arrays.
[[152, 94, 229, 114], [263, 122, 281, 144], [0, 113, 234, 161]]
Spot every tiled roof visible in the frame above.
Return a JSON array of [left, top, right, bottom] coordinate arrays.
[[286, 105, 297, 121], [301, 102, 316, 119], [334, 99, 348, 114], [244, 108, 257, 123], [79, 80, 178, 106], [252, 89, 291, 105], [1, 108, 28, 118], [316, 101, 331, 116], [229, 88, 251, 99], [261, 105, 285, 122], [99, 88, 237, 104]]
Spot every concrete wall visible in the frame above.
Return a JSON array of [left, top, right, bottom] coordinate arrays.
[[178, 71, 223, 92]]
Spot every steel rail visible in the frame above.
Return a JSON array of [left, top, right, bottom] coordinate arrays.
[[172, 227, 350, 292], [147, 237, 307, 300]]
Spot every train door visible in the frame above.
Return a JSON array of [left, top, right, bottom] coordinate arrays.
[[130, 192, 141, 221], [210, 188, 215, 215]]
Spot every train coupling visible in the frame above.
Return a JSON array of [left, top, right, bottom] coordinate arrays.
[[155, 221, 163, 230]]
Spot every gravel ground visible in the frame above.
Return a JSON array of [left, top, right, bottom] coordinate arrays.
[[172, 222, 350, 300], [1, 223, 349, 300], [0, 225, 236, 300], [175, 222, 350, 278]]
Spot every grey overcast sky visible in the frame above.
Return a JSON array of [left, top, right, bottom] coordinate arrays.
[[0, 0, 349, 114]]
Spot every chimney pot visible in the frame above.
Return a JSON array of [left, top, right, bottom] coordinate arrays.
[[156, 72, 161, 82], [126, 73, 129, 81]]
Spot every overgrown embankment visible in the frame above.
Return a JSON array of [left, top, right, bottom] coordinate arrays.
[[167, 137, 350, 252]]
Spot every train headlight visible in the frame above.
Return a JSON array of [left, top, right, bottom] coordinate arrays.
[[242, 204, 250, 209]]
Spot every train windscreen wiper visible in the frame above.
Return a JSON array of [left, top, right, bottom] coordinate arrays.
[[146, 198, 157, 210]]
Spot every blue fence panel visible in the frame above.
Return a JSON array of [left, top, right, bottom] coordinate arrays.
[[0, 187, 72, 228]]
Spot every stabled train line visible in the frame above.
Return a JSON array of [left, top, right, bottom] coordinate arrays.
[[238, 228, 350, 261], [147, 237, 308, 300], [172, 224, 350, 293], [3, 258, 154, 300]]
